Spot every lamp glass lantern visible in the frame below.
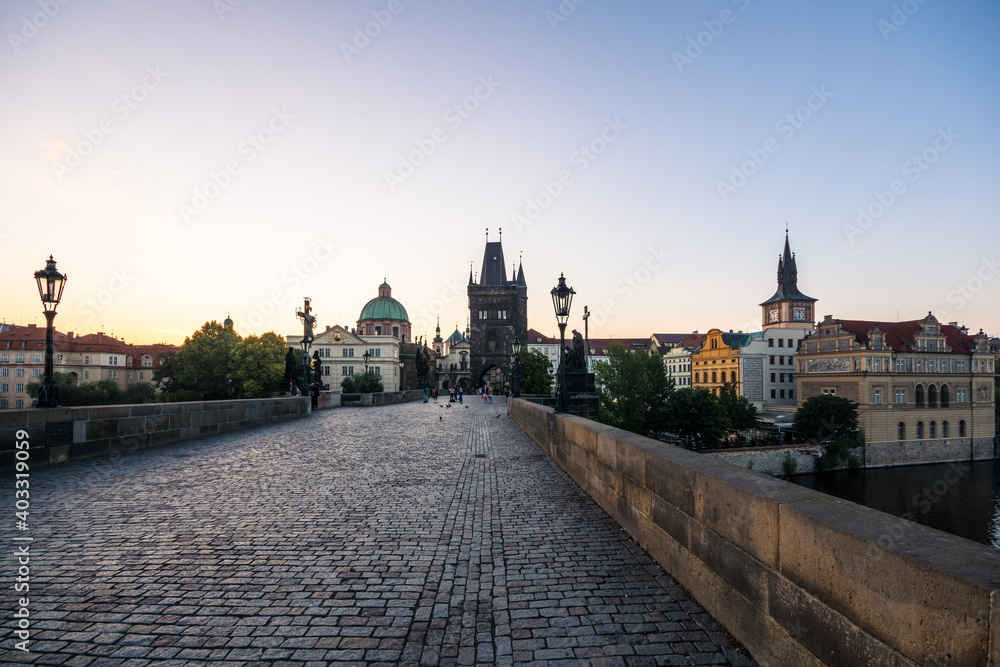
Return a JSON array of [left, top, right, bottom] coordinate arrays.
[[35, 255, 67, 313], [551, 273, 575, 325]]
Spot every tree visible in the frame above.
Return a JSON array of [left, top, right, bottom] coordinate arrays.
[[717, 381, 759, 432], [230, 332, 286, 398], [153, 351, 181, 393], [520, 349, 552, 395], [793, 394, 860, 442], [27, 373, 156, 407], [173, 321, 241, 400], [595, 344, 675, 436], [671, 388, 729, 448], [342, 372, 383, 393]]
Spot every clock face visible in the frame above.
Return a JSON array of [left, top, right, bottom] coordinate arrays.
[[768, 309, 779, 323], [793, 308, 805, 321]]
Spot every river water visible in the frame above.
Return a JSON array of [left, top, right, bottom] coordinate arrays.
[[792, 459, 1000, 549]]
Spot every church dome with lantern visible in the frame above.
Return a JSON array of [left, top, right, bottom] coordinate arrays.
[[357, 280, 411, 342]]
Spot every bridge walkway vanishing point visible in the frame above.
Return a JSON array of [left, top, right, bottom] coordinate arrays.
[[1, 399, 755, 666]]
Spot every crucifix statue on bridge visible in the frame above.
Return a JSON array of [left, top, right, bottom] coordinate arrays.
[[296, 297, 317, 388]]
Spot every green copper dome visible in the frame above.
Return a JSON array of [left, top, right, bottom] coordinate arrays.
[[359, 280, 409, 323]]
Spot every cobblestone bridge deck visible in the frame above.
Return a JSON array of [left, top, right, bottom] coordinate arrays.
[[2, 399, 754, 666]]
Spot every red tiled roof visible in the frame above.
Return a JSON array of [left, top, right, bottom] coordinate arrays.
[[526, 328, 559, 344], [832, 318, 977, 353], [0, 327, 177, 367]]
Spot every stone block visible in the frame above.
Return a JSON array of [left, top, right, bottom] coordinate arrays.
[[146, 414, 170, 432], [27, 407, 73, 425], [0, 411, 28, 428], [765, 569, 907, 667], [86, 419, 118, 440], [118, 416, 145, 437], [87, 405, 130, 419], [169, 413, 191, 430], [778, 496, 998, 666], [48, 445, 68, 465], [70, 439, 110, 460]]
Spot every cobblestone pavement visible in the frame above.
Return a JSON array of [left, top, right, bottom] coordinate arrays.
[[2, 399, 755, 666]]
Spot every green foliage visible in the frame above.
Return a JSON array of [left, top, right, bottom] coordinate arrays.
[[26, 373, 155, 407], [813, 439, 859, 471], [783, 451, 798, 477], [173, 321, 241, 400], [341, 372, 384, 393], [520, 349, 552, 395], [595, 344, 675, 436], [230, 332, 286, 399], [671, 388, 729, 448], [717, 381, 759, 431], [793, 394, 860, 442], [152, 350, 180, 393]]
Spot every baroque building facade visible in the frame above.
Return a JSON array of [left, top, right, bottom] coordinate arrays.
[[467, 233, 527, 391]]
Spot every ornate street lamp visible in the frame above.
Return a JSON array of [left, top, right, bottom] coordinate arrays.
[[550, 273, 575, 412], [511, 337, 521, 398], [363, 350, 371, 375], [34, 256, 67, 408]]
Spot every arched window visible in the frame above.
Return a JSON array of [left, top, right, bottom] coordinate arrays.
[[898, 422, 905, 440], [731, 371, 738, 383], [929, 421, 936, 438], [928, 385, 937, 408], [720, 371, 726, 383], [942, 421, 949, 438], [915, 385, 924, 408], [940, 385, 950, 408], [916, 421, 924, 439], [959, 420, 966, 437], [712, 372, 717, 383], [694, 372, 700, 383]]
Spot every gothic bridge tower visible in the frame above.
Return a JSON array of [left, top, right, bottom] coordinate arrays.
[[468, 229, 527, 390]]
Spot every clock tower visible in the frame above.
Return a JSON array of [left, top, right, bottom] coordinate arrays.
[[760, 231, 816, 329]]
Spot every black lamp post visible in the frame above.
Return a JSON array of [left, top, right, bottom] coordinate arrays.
[[34, 256, 67, 408], [363, 350, 371, 375], [551, 273, 575, 413], [511, 337, 521, 398]]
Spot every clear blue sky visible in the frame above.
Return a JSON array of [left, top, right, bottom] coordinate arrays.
[[1, 0, 997, 344]]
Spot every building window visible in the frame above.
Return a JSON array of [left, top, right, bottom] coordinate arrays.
[[83, 371, 89, 380], [0, 384, 7, 393], [15, 399, 23, 408], [778, 339, 784, 347], [770, 389, 776, 398], [720, 371, 726, 382], [374, 367, 381, 375], [732, 371, 738, 383], [15, 368, 24, 378], [109, 356, 119, 366], [929, 421, 936, 438], [874, 389, 881, 404], [128, 371, 133, 380], [780, 373, 786, 383], [768, 338, 773, 347], [143, 357, 153, 367], [915, 385, 924, 408], [32, 353, 42, 363], [942, 421, 949, 437], [780, 389, 786, 399], [31, 369, 40, 378], [711, 372, 717, 383], [940, 385, 950, 407], [769, 356, 775, 364], [0, 353, 7, 363], [16, 353, 24, 363], [15, 383, 25, 393], [874, 359, 881, 372], [0, 369, 6, 377], [323, 366, 330, 376], [138, 372, 144, 380], [694, 372, 699, 383], [0, 399, 6, 408], [84, 355, 90, 365], [822, 388, 837, 396], [898, 422, 906, 440], [109, 371, 118, 380], [916, 421, 924, 439], [959, 420, 966, 437], [789, 389, 794, 399], [770, 373, 776, 383], [956, 389, 966, 403]]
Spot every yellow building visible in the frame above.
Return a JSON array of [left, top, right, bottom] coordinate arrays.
[[691, 329, 758, 396]]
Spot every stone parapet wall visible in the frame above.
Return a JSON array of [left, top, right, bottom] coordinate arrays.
[[866, 437, 995, 467], [340, 389, 425, 407], [0, 397, 310, 470], [507, 398, 1000, 667], [706, 445, 864, 476]]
